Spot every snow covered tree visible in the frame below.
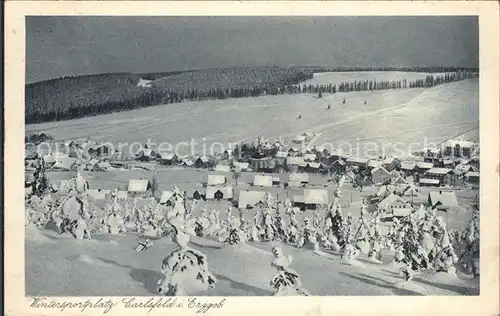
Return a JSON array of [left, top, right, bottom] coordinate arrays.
[[432, 217, 459, 275], [354, 201, 371, 254], [157, 218, 216, 296], [368, 213, 383, 262], [399, 213, 430, 281], [458, 210, 480, 277], [297, 218, 319, 250], [269, 246, 310, 296], [32, 158, 49, 198]]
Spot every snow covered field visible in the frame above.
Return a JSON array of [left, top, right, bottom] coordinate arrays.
[[26, 75, 479, 158], [26, 224, 479, 296]]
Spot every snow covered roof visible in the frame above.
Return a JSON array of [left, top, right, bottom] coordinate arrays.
[[207, 174, 227, 186], [159, 152, 177, 160], [330, 148, 346, 158], [378, 194, 410, 210], [215, 165, 231, 173], [276, 151, 289, 158], [392, 176, 408, 185], [272, 176, 281, 183], [454, 164, 472, 174], [233, 162, 249, 170], [376, 186, 388, 197], [368, 160, 383, 168], [304, 154, 317, 162], [400, 162, 416, 170], [465, 171, 480, 178], [127, 179, 150, 192], [43, 154, 56, 164], [288, 181, 303, 187], [292, 194, 305, 203], [443, 159, 454, 165], [307, 162, 322, 169], [383, 157, 399, 164], [87, 189, 110, 201], [139, 148, 154, 157], [253, 175, 273, 187], [304, 189, 329, 205], [51, 157, 77, 171], [416, 162, 434, 169], [425, 168, 453, 175], [419, 178, 440, 185], [182, 159, 194, 166], [428, 191, 458, 208], [238, 190, 269, 208], [160, 191, 174, 204], [206, 186, 233, 199], [289, 173, 309, 183], [294, 135, 307, 142], [371, 166, 391, 176], [137, 78, 152, 88], [116, 191, 128, 199], [346, 156, 369, 164], [198, 156, 209, 163], [286, 157, 306, 166]]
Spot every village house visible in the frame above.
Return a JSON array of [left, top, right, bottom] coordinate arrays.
[[371, 166, 392, 185], [214, 164, 231, 173], [442, 139, 477, 158], [367, 159, 383, 170], [415, 161, 434, 174], [292, 188, 329, 210], [428, 190, 459, 211], [272, 176, 281, 187], [195, 156, 210, 168], [304, 153, 317, 162], [346, 156, 369, 169], [136, 148, 156, 162], [400, 161, 416, 176], [238, 190, 271, 209], [221, 149, 233, 160], [206, 186, 234, 201], [392, 175, 408, 186], [192, 189, 204, 201], [377, 194, 413, 219], [87, 189, 110, 202], [287, 173, 310, 188], [249, 156, 276, 173], [329, 148, 347, 161], [51, 156, 77, 171], [181, 158, 194, 167], [206, 174, 227, 187], [306, 162, 324, 174], [275, 151, 289, 166], [233, 161, 249, 172], [424, 167, 457, 186], [253, 175, 273, 187], [465, 171, 480, 186], [127, 179, 152, 198], [286, 156, 307, 170], [383, 157, 401, 171], [419, 178, 440, 187], [423, 147, 440, 162], [158, 153, 178, 165]]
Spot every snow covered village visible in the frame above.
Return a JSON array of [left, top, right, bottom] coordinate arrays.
[[23, 16, 481, 297]]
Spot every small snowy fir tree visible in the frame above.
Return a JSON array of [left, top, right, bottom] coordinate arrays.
[[32, 158, 49, 198], [297, 218, 319, 250], [400, 212, 430, 281], [273, 203, 289, 242], [331, 203, 346, 246], [157, 218, 216, 296], [340, 213, 360, 260], [432, 217, 459, 275], [354, 201, 371, 255], [459, 210, 480, 278], [269, 246, 310, 296], [368, 213, 384, 263]]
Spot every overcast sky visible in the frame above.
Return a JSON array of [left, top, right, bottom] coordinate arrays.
[[26, 16, 479, 83]]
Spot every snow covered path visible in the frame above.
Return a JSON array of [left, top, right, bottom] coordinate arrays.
[[25, 226, 479, 296]]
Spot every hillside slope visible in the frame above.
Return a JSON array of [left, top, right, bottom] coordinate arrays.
[[26, 79, 479, 158]]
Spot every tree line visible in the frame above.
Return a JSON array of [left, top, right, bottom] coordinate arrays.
[[26, 67, 478, 124]]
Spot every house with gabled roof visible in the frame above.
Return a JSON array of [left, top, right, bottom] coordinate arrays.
[[127, 179, 152, 198], [371, 166, 392, 185]]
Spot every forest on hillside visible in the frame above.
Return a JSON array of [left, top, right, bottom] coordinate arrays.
[[26, 66, 479, 124]]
